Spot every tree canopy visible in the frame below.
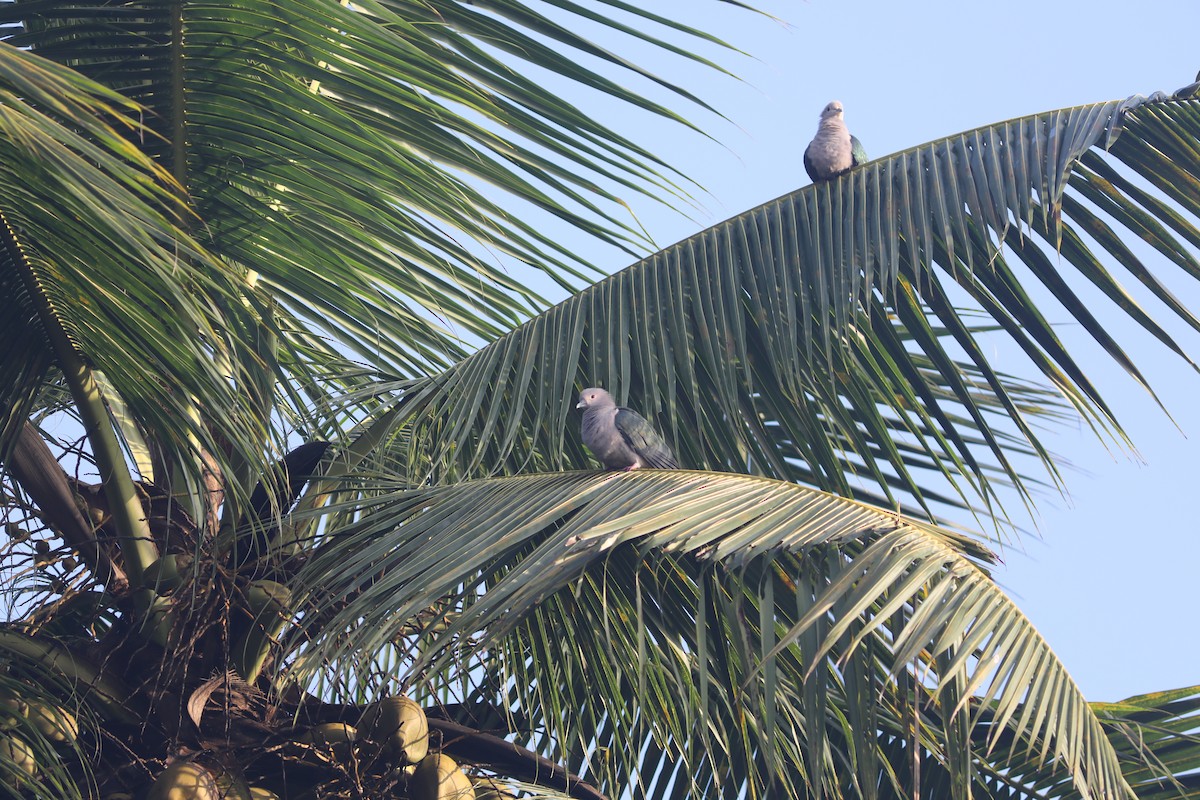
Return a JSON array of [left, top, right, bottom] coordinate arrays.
[[1, 1, 1199, 798]]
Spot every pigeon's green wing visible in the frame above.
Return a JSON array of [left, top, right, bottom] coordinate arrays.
[[803, 146, 820, 183], [614, 408, 678, 469], [850, 134, 868, 167]]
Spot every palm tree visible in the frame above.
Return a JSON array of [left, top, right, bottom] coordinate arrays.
[[0, 0, 1197, 797]]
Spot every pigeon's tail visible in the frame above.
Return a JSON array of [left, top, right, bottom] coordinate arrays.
[[640, 446, 678, 470]]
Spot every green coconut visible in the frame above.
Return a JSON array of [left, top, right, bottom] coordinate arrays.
[[301, 722, 357, 763], [144, 554, 192, 595], [210, 766, 253, 800], [0, 732, 36, 780], [359, 696, 428, 765], [0, 695, 27, 730], [26, 700, 78, 743], [409, 754, 475, 800], [474, 780, 518, 800], [147, 762, 220, 800]]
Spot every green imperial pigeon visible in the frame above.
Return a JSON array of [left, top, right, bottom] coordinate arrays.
[[577, 387, 677, 471], [803, 100, 868, 182]]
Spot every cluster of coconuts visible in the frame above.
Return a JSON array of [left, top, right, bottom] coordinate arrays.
[[0, 690, 79, 786], [352, 696, 475, 799], [144, 695, 480, 799], [5, 522, 78, 576]]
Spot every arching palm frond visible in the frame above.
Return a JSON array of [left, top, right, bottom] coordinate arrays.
[[364, 88, 1200, 526], [968, 685, 1200, 799], [0, 44, 274, 521], [0, 0, 758, 580], [1091, 686, 1200, 800], [1, 0, 751, 382], [290, 471, 1159, 800]]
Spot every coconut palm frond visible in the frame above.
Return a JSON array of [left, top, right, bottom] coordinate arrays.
[[1, 0, 750, 380], [363, 89, 1200, 528], [0, 44, 274, 499], [969, 685, 1200, 799], [290, 471, 1139, 800]]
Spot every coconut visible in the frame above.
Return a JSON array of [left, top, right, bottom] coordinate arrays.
[[0, 695, 27, 729], [26, 700, 78, 743], [409, 754, 475, 800], [301, 722, 357, 763], [0, 733, 36, 780], [144, 554, 192, 595], [359, 696, 428, 765], [473, 780, 518, 800], [147, 761, 220, 800]]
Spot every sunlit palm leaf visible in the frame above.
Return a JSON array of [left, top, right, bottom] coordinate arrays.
[[0, 44, 272, 492], [363, 88, 1200, 526], [969, 686, 1200, 799], [291, 471, 1142, 799], [1094, 686, 1200, 800], [1, 0, 749, 379]]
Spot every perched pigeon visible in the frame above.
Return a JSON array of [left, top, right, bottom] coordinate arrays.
[[803, 100, 868, 183], [577, 387, 677, 471]]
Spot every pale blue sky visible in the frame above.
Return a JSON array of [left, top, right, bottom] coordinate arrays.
[[530, 0, 1200, 702]]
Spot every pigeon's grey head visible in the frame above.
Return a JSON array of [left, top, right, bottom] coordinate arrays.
[[576, 387, 615, 410], [819, 100, 845, 121]]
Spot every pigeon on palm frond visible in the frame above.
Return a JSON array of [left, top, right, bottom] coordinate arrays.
[[803, 99, 868, 182], [577, 387, 677, 471]]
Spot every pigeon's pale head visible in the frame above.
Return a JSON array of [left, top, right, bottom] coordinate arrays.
[[577, 387, 614, 410], [819, 100, 845, 120]]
